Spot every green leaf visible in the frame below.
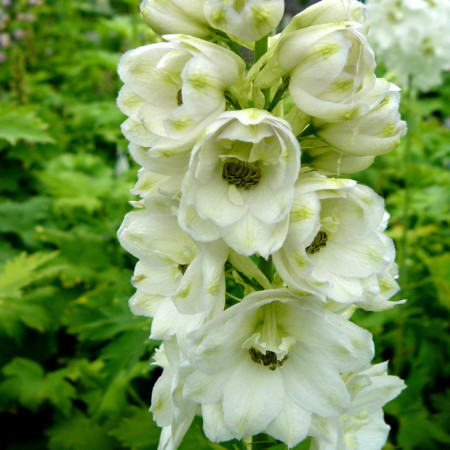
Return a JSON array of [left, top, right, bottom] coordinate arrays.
[[109, 406, 160, 450], [0, 106, 54, 144], [0, 358, 75, 414], [398, 410, 450, 450], [46, 411, 116, 450], [426, 254, 450, 308], [0, 252, 58, 299], [0, 197, 52, 248]]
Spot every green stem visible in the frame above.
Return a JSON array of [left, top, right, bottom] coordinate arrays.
[[254, 35, 268, 64], [254, 35, 270, 108], [243, 435, 252, 449], [212, 30, 251, 70], [268, 77, 289, 112], [394, 74, 415, 374], [127, 385, 147, 408], [399, 74, 415, 292]]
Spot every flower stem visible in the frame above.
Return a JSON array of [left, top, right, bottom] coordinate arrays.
[[243, 435, 252, 449], [254, 35, 268, 64], [254, 35, 271, 108], [394, 74, 415, 374]]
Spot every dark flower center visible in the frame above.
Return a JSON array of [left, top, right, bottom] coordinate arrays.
[[222, 160, 261, 190], [305, 230, 328, 254], [248, 347, 288, 371]]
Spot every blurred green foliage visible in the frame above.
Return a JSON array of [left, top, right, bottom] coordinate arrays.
[[0, 0, 448, 449]]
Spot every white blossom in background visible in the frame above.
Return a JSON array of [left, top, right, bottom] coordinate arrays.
[[184, 289, 374, 446], [366, 0, 450, 90], [309, 362, 406, 450], [204, 0, 284, 43], [178, 109, 300, 257]]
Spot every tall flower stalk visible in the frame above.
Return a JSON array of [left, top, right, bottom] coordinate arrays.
[[117, 1, 406, 448]]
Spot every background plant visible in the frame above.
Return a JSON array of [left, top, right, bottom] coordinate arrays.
[[0, 0, 448, 449]]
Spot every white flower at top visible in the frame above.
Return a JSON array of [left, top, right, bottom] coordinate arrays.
[[309, 362, 406, 450], [204, 0, 284, 43], [366, 0, 450, 90], [117, 34, 245, 173], [273, 171, 401, 310], [183, 288, 374, 446], [277, 20, 376, 122], [178, 108, 300, 258]]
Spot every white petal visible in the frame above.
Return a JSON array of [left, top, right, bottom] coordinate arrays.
[[133, 258, 181, 296], [265, 394, 311, 448], [283, 347, 351, 417], [202, 402, 237, 443], [183, 370, 229, 404], [223, 358, 284, 437], [222, 212, 289, 257], [128, 290, 165, 317]]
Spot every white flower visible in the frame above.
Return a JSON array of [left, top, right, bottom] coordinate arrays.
[[151, 340, 199, 450], [284, 0, 368, 32], [117, 205, 228, 315], [118, 34, 244, 172], [273, 172, 400, 309], [309, 362, 406, 450], [130, 167, 182, 201], [140, 0, 209, 38], [183, 288, 374, 446], [204, 0, 284, 43], [277, 21, 376, 122], [178, 109, 300, 257], [366, 0, 450, 90], [314, 79, 407, 157], [301, 137, 375, 175]]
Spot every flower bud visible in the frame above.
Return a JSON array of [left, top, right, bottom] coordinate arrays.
[[204, 0, 284, 43], [277, 22, 376, 122], [140, 0, 209, 37], [315, 79, 407, 156]]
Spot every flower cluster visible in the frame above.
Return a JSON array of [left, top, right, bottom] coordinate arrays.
[[117, 1, 406, 448], [366, 0, 450, 91]]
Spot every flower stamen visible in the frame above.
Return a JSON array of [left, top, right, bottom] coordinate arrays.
[[177, 89, 183, 106], [306, 230, 328, 254], [248, 347, 288, 371], [222, 160, 261, 190]]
